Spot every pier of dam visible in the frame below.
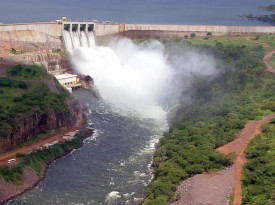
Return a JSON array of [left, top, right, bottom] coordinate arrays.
[[0, 21, 274, 51]]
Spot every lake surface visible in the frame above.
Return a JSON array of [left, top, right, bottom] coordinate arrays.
[[7, 90, 167, 205], [0, 0, 274, 25]]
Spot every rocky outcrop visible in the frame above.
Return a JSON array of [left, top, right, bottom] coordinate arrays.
[[0, 166, 39, 204], [0, 107, 74, 153]]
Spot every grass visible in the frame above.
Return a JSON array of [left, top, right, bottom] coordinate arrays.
[[187, 36, 257, 47], [252, 33, 275, 48], [0, 135, 83, 184], [229, 194, 234, 205], [269, 54, 275, 68]]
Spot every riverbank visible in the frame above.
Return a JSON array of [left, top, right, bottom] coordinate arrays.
[[0, 122, 94, 205], [143, 35, 275, 205], [0, 66, 93, 204]]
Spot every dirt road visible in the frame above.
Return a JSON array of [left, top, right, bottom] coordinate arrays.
[[218, 114, 275, 205], [171, 166, 235, 205], [0, 98, 87, 166], [171, 38, 275, 205], [263, 50, 275, 74], [244, 36, 271, 48]]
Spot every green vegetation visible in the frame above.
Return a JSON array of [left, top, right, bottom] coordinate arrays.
[[270, 54, 275, 68], [0, 135, 82, 184], [246, 5, 275, 25], [229, 194, 234, 205], [0, 65, 70, 139], [52, 48, 68, 58], [253, 33, 275, 48], [144, 37, 275, 204], [7, 64, 49, 80], [242, 122, 275, 205], [10, 48, 24, 55], [263, 5, 275, 12]]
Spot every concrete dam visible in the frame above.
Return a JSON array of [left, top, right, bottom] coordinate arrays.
[[0, 21, 275, 52]]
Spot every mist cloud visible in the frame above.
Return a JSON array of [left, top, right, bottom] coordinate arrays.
[[71, 38, 219, 119]]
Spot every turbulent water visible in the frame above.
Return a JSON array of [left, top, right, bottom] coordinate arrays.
[[8, 90, 167, 205]]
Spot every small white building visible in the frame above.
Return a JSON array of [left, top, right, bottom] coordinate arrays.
[[55, 73, 81, 92]]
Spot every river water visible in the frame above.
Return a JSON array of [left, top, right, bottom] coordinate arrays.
[[7, 90, 167, 205], [0, 0, 274, 25], [3, 0, 274, 204]]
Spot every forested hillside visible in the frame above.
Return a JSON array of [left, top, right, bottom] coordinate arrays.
[[144, 35, 275, 205], [0, 65, 72, 152]]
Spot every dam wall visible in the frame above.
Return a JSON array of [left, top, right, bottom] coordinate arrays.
[[94, 23, 275, 44], [0, 21, 274, 48], [0, 22, 63, 49]]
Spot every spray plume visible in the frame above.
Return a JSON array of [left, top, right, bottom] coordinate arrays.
[[71, 38, 218, 119]]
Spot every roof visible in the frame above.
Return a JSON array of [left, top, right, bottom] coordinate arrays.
[[55, 73, 77, 80], [64, 131, 76, 137]]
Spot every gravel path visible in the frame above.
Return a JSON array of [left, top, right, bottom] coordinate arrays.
[[171, 166, 235, 205]]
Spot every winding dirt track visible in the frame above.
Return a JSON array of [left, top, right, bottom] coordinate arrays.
[[264, 50, 275, 74], [171, 40, 275, 205], [244, 36, 271, 48], [217, 114, 275, 205], [0, 98, 87, 166]]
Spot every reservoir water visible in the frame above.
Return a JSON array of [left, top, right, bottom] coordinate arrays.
[[7, 90, 167, 205], [3, 0, 274, 204], [0, 0, 274, 25]]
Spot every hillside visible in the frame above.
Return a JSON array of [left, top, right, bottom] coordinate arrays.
[[144, 34, 275, 205], [0, 64, 74, 153]]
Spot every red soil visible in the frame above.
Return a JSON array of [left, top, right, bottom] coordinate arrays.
[[218, 114, 275, 205], [171, 38, 275, 205], [263, 50, 275, 74], [0, 98, 87, 166]]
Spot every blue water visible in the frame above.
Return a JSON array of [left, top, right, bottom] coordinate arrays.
[[0, 0, 274, 25], [7, 90, 167, 205], [2, 1, 275, 204]]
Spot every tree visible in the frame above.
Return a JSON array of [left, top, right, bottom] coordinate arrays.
[[207, 32, 212, 36], [190, 33, 196, 38]]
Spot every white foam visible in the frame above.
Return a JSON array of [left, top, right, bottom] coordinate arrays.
[[105, 191, 121, 204], [71, 38, 172, 119]]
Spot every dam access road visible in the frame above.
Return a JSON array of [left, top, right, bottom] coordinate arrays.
[[171, 47, 275, 205]]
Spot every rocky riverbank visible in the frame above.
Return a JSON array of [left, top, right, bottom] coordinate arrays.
[[0, 126, 94, 205]]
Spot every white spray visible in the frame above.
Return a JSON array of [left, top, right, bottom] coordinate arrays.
[[71, 38, 173, 119], [71, 38, 219, 119]]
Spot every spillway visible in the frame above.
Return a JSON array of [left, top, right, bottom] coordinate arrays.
[[80, 31, 89, 47], [72, 31, 81, 49], [63, 30, 96, 52], [63, 30, 74, 53], [88, 32, 96, 47]]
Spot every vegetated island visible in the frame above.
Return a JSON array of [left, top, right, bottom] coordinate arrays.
[[142, 33, 275, 205], [245, 5, 275, 25], [0, 64, 93, 203]]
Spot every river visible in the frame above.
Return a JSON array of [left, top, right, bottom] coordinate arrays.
[[3, 0, 274, 204], [7, 89, 167, 205]]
